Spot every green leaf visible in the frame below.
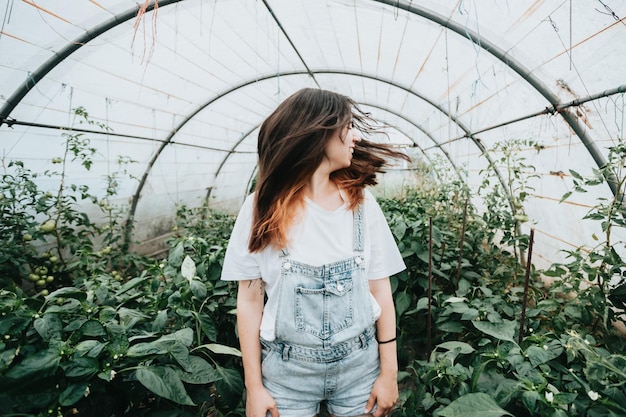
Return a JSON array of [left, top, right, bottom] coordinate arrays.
[[136, 365, 195, 406], [197, 312, 218, 342], [472, 320, 517, 343], [115, 276, 149, 296], [59, 381, 88, 406], [80, 320, 106, 337], [181, 255, 196, 281], [34, 314, 62, 341], [73, 340, 107, 358], [434, 341, 475, 355], [559, 191, 572, 203], [214, 364, 244, 410], [45, 287, 87, 301], [5, 348, 61, 380], [127, 328, 194, 365], [196, 343, 242, 357], [159, 327, 194, 347], [64, 317, 88, 332], [118, 307, 149, 330], [62, 356, 99, 378], [190, 279, 207, 299], [392, 221, 407, 240], [439, 392, 513, 417], [569, 170, 583, 180], [521, 390, 540, 411], [438, 321, 464, 333], [525, 345, 562, 367], [152, 309, 168, 332], [0, 315, 31, 335], [395, 292, 411, 316], [0, 347, 18, 372], [168, 342, 192, 372], [169, 242, 185, 265], [177, 356, 220, 384]]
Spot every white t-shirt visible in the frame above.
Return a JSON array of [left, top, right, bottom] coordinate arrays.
[[221, 189, 406, 340]]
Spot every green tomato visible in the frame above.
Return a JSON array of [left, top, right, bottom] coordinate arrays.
[[40, 220, 56, 233], [49, 256, 58, 263], [513, 214, 529, 222], [36, 279, 46, 286], [22, 233, 33, 241]]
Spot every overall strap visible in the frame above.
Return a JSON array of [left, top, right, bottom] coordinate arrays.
[[353, 204, 364, 252]]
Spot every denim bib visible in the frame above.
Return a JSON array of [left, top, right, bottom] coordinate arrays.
[[269, 204, 376, 360]]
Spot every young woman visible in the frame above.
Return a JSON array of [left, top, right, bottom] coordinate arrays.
[[221, 88, 409, 417]]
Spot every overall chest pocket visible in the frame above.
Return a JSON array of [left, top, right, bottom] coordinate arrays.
[[294, 277, 354, 340]]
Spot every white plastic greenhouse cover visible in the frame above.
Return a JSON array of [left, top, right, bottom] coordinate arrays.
[[1, 0, 625, 266]]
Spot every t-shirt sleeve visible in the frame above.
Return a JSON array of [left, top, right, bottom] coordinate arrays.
[[220, 194, 261, 281], [365, 190, 406, 280]]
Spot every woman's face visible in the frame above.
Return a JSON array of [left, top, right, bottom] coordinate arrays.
[[324, 121, 361, 171]]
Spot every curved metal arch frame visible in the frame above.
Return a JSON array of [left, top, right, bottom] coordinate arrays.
[[0, 0, 604, 166], [159, 69, 510, 218], [126, 69, 503, 236], [0, 0, 182, 124], [373, 0, 613, 193], [0, 0, 611, 246]]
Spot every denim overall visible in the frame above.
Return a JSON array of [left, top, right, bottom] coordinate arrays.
[[260, 205, 379, 416]]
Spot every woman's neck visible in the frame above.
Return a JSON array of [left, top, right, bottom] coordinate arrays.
[[304, 171, 345, 211]]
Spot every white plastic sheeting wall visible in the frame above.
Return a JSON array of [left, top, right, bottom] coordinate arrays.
[[1, 0, 625, 265]]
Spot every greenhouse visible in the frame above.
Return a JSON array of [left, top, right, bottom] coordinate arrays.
[[1, 0, 625, 416]]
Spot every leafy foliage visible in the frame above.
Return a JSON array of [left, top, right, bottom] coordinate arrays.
[[0, 108, 243, 416], [2, 130, 626, 417], [385, 143, 626, 416], [0, 107, 149, 293]]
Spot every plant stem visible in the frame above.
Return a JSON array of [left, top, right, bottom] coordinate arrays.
[[518, 228, 535, 344], [455, 197, 469, 288], [427, 216, 433, 358]]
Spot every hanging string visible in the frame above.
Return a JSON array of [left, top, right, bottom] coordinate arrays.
[[0, 0, 14, 40], [444, 30, 452, 142], [3, 80, 67, 158], [131, 0, 159, 65], [458, 0, 486, 91], [569, 0, 572, 70], [106, 98, 111, 180], [545, 13, 614, 144], [67, 86, 74, 128], [606, 92, 625, 141], [275, 25, 280, 96], [595, 0, 626, 26]]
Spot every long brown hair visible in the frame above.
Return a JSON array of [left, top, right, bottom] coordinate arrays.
[[249, 88, 409, 252]]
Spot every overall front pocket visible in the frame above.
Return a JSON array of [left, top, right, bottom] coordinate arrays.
[[294, 277, 354, 339]]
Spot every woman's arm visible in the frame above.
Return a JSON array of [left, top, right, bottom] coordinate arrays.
[[237, 279, 279, 417], [365, 277, 398, 417]]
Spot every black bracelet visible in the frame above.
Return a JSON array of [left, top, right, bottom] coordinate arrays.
[[377, 336, 397, 344]]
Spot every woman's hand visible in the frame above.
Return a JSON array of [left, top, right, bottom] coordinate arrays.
[[365, 371, 398, 417], [367, 277, 398, 417], [245, 385, 279, 417], [237, 279, 279, 417]]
